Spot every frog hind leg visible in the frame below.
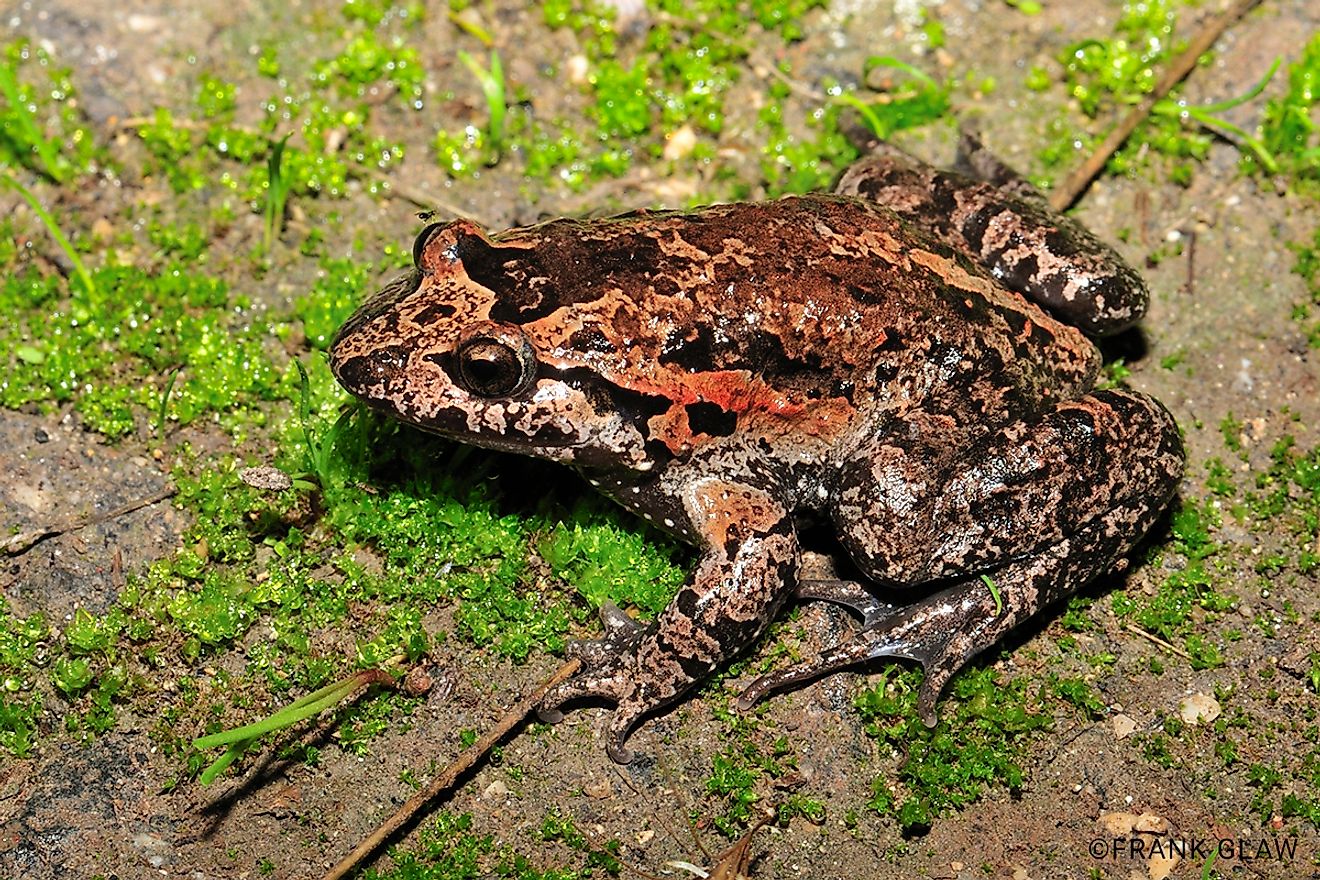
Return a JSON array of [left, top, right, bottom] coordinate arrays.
[[535, 600, 645, 726], [837, 136, 1148, 336], [739, 389, 1184, 723], [540, 477, 799, 764], [739, 515, 1135, 722]]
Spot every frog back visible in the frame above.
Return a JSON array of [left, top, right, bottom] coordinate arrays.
[[477, 196, 1100, 453]]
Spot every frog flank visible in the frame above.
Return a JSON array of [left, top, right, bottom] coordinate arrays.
[[330, 136, 1184, 764]]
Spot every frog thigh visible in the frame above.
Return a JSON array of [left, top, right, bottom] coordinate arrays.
[[832, 389, 1183, 589], [837, 142, 1148, 336], [740, 389, 1183, 718]]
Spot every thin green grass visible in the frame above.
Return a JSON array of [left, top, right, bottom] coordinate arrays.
[[194, 668, 394, 784], [833, 57, 951, 139], [263, 133, 292, 256], [1152, 58, 1282, 174], [458, 50, 506, 164], [0, 56, 67, 182], [0, 170, 96, 297]]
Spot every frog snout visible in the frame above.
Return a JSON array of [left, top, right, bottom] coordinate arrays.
[[330, 344, 412, 398]]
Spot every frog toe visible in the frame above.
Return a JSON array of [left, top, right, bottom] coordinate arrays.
[[540, 639, 640, 711], [562, 601, 645, 666], [796, 578, 898, 627], [536, 705, 565, 724], [539, 664, 648, 763], [538, 663, 637, 727], [605, 699, 647, 764], [537, 605, 649, 729]]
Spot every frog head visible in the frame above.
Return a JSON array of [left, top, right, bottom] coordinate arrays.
[[329, 219, 659, 471]]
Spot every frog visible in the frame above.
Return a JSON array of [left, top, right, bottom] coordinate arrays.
[[329, 132, 1184, 764]]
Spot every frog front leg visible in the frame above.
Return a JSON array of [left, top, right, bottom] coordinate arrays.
[[740, 389, 1184, 722], [541, 476, 799, 763]]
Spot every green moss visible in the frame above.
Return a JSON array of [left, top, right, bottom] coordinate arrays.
[[539, 509, 686, 618], [1240, 437, 1320, 574], [52, 657, 93, 697], [706, 750, 762, 833], [1031, 6, 1320, 193], [756, 75, 858, 197], [1032, 1, 1204, 183], [1220, 413, 1245, 455], [64, 607, 125, 654], [0, 264, 288, 438], [1205, 457, 1235, 498], [1051, 676, 1105, 718], [316, 30, 425, 106], [1058, 594, 1098, 631], [136, 6, 419, 209], [0, 606, 48, 757], [362, 810, 602, 880], [1290, 221, 1320, 347], [337, 690, 422, 755], [297, 257, 379, 350], [1139, 732, 1177, 769], [857, 666, 1051, 834], [697, 700, 822, 837], [538, 812, 623, 875], [502, 0, 837, 190], [1110, 498, 1232, 659]]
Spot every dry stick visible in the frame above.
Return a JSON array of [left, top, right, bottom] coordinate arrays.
[[1048, 0, 1266, 213], [320, 657, 581, 880], [1124, 623, 1194, 661], [2, 485, 177, 556]]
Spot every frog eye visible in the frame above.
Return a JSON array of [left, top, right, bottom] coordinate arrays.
[[455, 332, 536, 398]]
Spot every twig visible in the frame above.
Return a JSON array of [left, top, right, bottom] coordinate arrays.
[[2, 485, 177, 556], [320, 657, 581, 880], [748, 50, 828, 103], [1049, 0, 1265, 212], [1124, 623, 1193, 661]]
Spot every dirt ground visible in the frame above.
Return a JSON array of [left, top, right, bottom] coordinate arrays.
[[1, 1, 1319, 879]]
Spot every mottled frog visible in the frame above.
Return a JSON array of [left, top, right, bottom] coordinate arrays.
[[330, 135, 1184, 763]]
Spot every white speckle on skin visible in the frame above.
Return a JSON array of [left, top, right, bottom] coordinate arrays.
[[663, 518, 674, 528]]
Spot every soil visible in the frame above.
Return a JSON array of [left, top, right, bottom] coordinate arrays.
[[1, 1, 1318, 879]]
